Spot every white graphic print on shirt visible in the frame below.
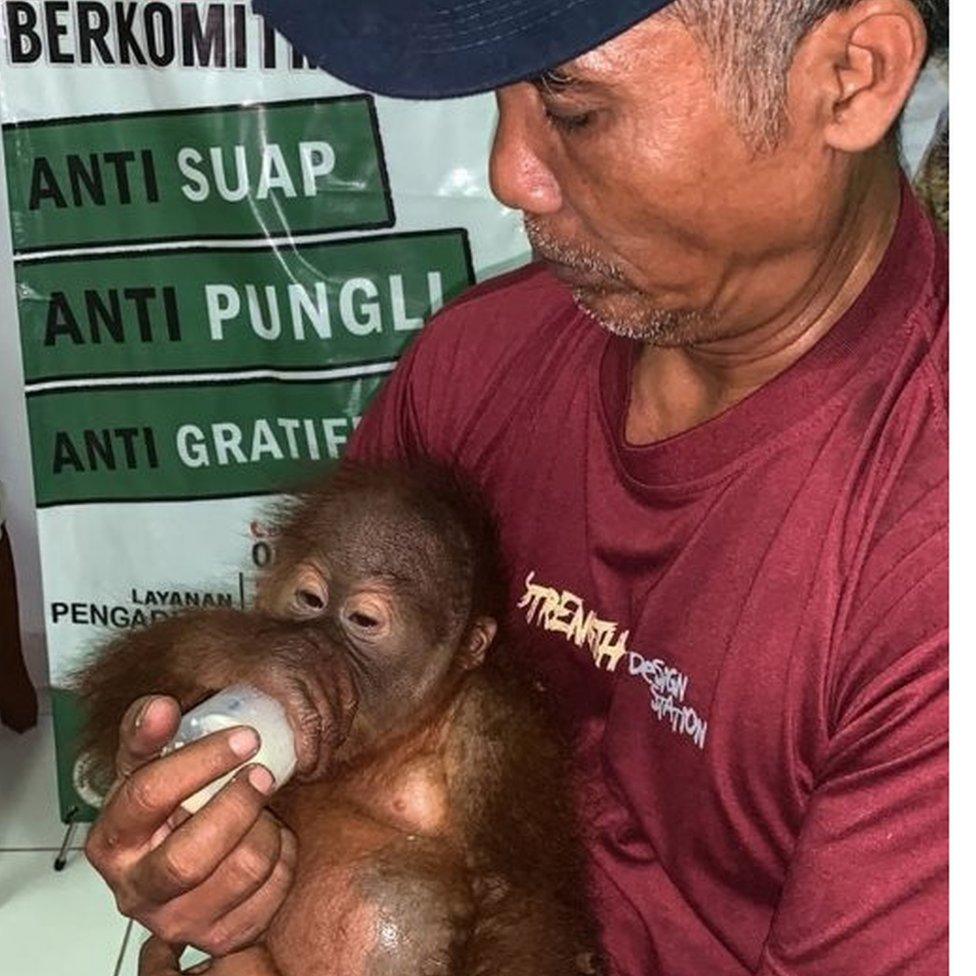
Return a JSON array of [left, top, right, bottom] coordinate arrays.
[[518, 571, 708, 749]]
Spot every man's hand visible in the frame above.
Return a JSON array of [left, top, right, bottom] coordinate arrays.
[[85, 695, 297, 956], [139, 937, 281, 975]]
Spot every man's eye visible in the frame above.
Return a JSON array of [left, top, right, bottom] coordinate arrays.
[[544, 107, 595, 133]]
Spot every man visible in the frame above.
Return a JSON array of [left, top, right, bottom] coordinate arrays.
[[86, 2, 948, 973]]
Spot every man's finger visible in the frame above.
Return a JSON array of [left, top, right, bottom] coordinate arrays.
[[133, 767, 279, 904], [93, 727, 261, 851], [147, 816, 295, 954], [138, 936, 184, 976], [116, 696, 182, 779], [207, 826, 298, 947]]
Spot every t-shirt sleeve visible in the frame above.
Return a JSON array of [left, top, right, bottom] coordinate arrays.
[[345, 263, 555, 469], [345, 336, 432, 464], [759, 520, 947, 975]]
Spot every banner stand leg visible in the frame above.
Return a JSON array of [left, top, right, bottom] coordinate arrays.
[[53, 805, 81, 871]]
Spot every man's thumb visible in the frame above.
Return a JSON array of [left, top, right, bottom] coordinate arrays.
[[115, 696, 181, 778]]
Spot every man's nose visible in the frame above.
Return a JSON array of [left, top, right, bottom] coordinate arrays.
[[489, 87, 563, 216]]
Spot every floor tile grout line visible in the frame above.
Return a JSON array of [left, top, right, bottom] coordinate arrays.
[[113, 918, 136, 976]]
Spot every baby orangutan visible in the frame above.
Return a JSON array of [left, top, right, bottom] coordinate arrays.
[[74, 462, 603, 976]]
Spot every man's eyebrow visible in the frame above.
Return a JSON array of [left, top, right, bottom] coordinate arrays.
[[529, 67, 608, 95]]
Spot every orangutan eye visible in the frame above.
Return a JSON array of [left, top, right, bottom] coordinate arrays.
[[288, 570, 328, 618], [297, 589, 325, 611], [342, 598, 391, 639], [349, 610, 379, 629]]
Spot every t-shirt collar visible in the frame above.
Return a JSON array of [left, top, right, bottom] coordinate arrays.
[[596, 179, 940, 493]]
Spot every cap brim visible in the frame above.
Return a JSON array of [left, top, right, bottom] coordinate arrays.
[[253, 1, 671, 99]]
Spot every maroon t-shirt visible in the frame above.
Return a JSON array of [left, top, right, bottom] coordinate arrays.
[[347, 187, 948, 975]]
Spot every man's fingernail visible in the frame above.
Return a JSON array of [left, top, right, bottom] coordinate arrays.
[[134, 698, 156, 729], [249, 765, 275, 794], [229, 727, 260, 758]]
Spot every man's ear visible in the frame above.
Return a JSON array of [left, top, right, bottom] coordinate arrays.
[[798, 0, 927, 153], [460, 616, 498, 670]]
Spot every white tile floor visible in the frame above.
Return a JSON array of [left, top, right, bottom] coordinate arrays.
[[0, 696, 228, 975], [0, 694, 141, 976]]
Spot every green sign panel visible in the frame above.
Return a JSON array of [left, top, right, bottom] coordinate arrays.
[[17, 229, 473, 381], [4, 96, 393, 252], [28, 375, 389, 506]]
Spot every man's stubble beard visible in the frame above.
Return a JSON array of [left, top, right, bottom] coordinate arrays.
[[523, 216, 715, 346], [570, 287, 715, 346]]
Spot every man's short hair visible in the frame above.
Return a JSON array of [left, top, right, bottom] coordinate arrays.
[[670, 0, 947, 149]]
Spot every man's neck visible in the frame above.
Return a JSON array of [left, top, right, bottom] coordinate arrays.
[[625, 161, 902, 445]]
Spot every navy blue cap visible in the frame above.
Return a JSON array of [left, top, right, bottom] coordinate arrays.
[[252, 1, 673, 99]]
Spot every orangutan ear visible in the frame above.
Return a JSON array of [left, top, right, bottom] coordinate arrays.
[[797, 0, 927, 153], [460, 617, 498, 670]]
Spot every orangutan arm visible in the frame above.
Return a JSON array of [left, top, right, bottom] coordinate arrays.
[[449, 668, 605, 975]]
